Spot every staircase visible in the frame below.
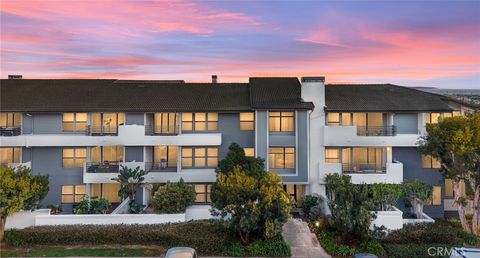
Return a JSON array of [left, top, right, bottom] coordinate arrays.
[[282, 219, 331, 258]]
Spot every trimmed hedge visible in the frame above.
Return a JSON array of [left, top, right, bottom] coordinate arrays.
[[383, 243, 452, 258], [5, 220, 236, 255]]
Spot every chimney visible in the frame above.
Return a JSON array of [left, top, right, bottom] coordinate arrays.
[[8, 75, 22, 79], [212, 75, 218, 83]]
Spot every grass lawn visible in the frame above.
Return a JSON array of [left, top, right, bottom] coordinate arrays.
[[0, 245, 166, 257]]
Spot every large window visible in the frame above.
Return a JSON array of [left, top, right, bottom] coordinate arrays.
[[326, 112, 383, 127], [0, 147, 21, 165], [0, 113, 21, 127], [90, 146, 123, 163], [426, 112, 459, 124], [269, 147, 295, 169], [182, 113, 218, 132], [62, 148, 86, 168], [154, 113, 178, 134], [243, 148, 255, 157], [269, 112, 295, 132], [430, 186, 442, 205], [194, 184, 212, 203], [325, 148, 340, 163], [61, 185, 86, 203], [421, 154, 441, 169], [153, 145, 178, 168], [90, 113, 125, 134], [283, 184, 305, 203], [239, 112, 255, 131], [445, 179, 466, 198], [62, 113, 87, 132], [181, 147, 218, 168], [325, 147, 387, 172], [91, 183, 122, 203]]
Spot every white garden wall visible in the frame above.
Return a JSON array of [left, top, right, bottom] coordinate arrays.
[[371, 206, 404, 230], [5, 209, 51, 229], [35, 213, 185, 226]]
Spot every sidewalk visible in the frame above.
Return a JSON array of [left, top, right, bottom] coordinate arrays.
[[282, 219, 331, 258]]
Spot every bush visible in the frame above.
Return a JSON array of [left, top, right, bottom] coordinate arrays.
[[246, 235, 291, 257], [317, 231, 357, 257], [359, 239, 386, 256], [300, 195, 318, 218], [74, 197, 110, 214], [223, 243, 244, 257], [5, 220, 237, 255], [384, 221, 463, 245], [152, 179, 196, 213], [383, 243, 450, 258]]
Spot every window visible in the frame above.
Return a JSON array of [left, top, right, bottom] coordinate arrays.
[[194, 184, 212, 203], [154, 113, 178, 134], [269, 147, 295, 169], [240, 112, 254, 130], [0, 113, 21, 127], [445, 179, 466, 197], [181, 147, 218, 168], [182, 113, 218, 132], [62, 113, 87, 132], [269, 112, 295, 132], [325, 148, 340, 163], [426, 112, 455, 124], [243, 148, 255, 157], [62, 148, 86, 168], [90, 113, 124, 134], [153, 145, 178, 167], [430, 186, 442, 205], [327, 113, 340, 126], [91, 183, 122, 203], [0, 147, 21, 165], [453, 111, 462, 117], [422, 154, 441, 169], [283, 184, 305, 203], [61, 185, 86, 203], [90, 146, 123, 163]]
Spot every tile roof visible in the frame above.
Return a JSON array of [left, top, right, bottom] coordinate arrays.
[[0, 78, 313, 112], [325, 84, 455, 112]]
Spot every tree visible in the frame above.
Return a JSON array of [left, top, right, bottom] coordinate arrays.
[[112, 166, 150, 213], [24, 174, 49, 211], [370, 183, 403, 211], [211, 143, 292, 244], [152, 179, 196, 213], [0, 166, 47, 241], [402, 179, 433, 219], [419, 112, 480, 235], [325, 174, 375, 241], [74, 197, 111, 214]]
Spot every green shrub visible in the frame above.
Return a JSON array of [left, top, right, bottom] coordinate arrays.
[[246, 235, 290, 257], [383, 243, 451, 258], [152, 179, 196, 213], [359, 239, 386, 256], [5, 220, 236, 256], [74, 197, 110, 214], [458, 231, 479, 246], [300, 195, 318, 218], [317, 231, 357, 257], [223, 243, 244, 257], [384, 221, 462, 245]]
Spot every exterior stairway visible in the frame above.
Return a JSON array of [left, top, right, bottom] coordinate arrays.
[[282, 219, 331, 258]]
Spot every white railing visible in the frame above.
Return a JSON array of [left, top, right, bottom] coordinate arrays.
[[321, 162, 403, 184], [324, 125, 420, 147], [111, 197, 130, 214]]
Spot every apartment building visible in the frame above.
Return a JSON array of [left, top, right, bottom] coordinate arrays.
[[0, 76, 476, 217]]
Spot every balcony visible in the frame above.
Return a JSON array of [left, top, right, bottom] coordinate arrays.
[[144, 125, 180, 136], [322, 162, 403, 184], [0, 127, 21, 136], [356, 126, 396, 136], [1, 161, 32, 169], [86, 125, 118, 136], [324, 125, 419, 147], [86, 161, 121, 173], [144, 161, 177, 172], [83, 161, 145, 183]]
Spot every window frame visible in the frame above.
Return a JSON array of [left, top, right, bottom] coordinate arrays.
[[194, 183, 212, 204], [243, 147, 255, 157], [239, 112, 255, 131], [269, 147, 295, 169], [181, 113, 218, 132], [0, 113, 22, 128], [0, 147, 21, 165], [269, 111, 295, 132], [61, 184, 86, 204], [62, 113, 87, 132], [421, 154, 441, 169], [181, 147, 218, 168], [430, 186, 442, 205], [62, 147, 87, 168]]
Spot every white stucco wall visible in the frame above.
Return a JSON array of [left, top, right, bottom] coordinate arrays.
[[35, 213, 186, 226], [371, 206, 404, 230], [5, 209, 51, 229]]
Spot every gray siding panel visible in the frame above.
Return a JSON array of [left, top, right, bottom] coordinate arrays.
[[31, 113, 64, 134], [282, 111, 308, 183], [125, 113, 144, 125], [28, 147, 84, 213], [393, 147, 444, 218], [218, 113, 255, 159], [269, 134, 295, 146], [256, 111, 268, 162], [125, 147, 144, 162], [394, 113, 418, 134]]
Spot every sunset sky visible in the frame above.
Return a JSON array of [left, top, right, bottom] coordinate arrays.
[[1, 1, 479, 88]]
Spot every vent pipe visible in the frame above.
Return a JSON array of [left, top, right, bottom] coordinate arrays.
[[212, 75, 218, 83], [8, 75, 22, 79]]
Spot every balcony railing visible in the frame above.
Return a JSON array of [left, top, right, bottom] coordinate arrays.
[[86, 161, 121, 173], [0, 127, 21, 136], [144, 161, 177, 172], [356, 126, 396, 136], [342, 163, 386, 173], [86, 125, 118, 136], [144, 124, 180, 136]]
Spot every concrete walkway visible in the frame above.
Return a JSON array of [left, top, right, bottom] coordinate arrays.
[[282, 219, 331, 258]]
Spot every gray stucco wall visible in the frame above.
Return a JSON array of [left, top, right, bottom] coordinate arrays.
[[23, 113, 67, 134], [125, 146, 144, 162], [125, 113, 144, 125], [23, 146, 84, 213], [393, 147, 444, 218], [255, 111, 268, 162], [394, 113, 418, 134], [218, 113, 255, 159], [282, 111, 309, 183]]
